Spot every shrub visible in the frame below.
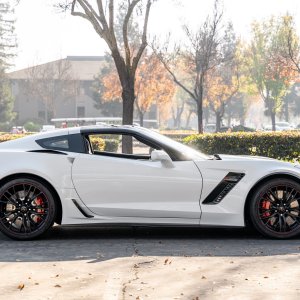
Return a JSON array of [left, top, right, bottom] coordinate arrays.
[[0, 134, 27, 142], [183, 131, 300, 162], [104, 139, 119, 152], [24, 121, 41, 132], [89, 137, 105, 151]]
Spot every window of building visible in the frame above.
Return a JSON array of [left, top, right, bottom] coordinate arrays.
[[38, 110, 45, 120], [77, 106, 85, 118]]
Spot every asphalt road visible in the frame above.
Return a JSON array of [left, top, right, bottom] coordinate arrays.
[[1, 226, 300, 299], [0, 225, 300, 262]]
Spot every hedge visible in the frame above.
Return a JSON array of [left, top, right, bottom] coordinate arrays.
[[0, 134, 27, 142], [90, 137, 105, 151], [184, 131, 300, 162], [104, 139, 119, 152]]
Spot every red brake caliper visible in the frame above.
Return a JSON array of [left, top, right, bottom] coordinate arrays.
[[34, 196, 44, 223], [261, 200, 271, 218]]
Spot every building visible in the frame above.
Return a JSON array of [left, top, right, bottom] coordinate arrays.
[[8, 56, 106, 125]]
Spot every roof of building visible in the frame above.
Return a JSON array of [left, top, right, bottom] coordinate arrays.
[[8, 56, 106, 81]]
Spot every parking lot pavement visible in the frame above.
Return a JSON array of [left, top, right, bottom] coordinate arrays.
[[0, 226, 300, 299]]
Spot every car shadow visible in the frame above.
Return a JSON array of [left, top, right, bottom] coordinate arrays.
[[0, 225, 299, 262]]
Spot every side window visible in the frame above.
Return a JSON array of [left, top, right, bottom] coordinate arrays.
[[88, 134, 156, 157], [36, 136, 69, 151], [43, 138, 69, 149], [36, 134, 86, 153]]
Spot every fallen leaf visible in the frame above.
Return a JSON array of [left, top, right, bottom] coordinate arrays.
[[55, 274, 59, 277], [264, 276, 269, 279], [201, 276, 206, 279], [18, 283, 25, 291], [34, 283, 39, 285], [164, 258, 169, 265], [54, 284, 61, 288]]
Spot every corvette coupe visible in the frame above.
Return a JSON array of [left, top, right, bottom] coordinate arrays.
[[0, 125, 300, 240]]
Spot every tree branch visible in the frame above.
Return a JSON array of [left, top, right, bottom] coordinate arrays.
[[159, 56, 196, 101], [108, 0, 114, 33], [72, 0, 105, 39], [123, 0, 140, 67], [132, 0, 151, 72]]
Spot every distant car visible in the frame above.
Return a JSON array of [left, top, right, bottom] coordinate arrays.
[[0, 125, 300, 240], [276, 122, 294, 131], [204, 124, 231, 133], [10, 126, 27, 134], [204, 124, 216, 133], [40, 125, 56, 132], [264, 122, 294, 131]]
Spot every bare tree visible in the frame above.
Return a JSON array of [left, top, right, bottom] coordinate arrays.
[[154, 0, 225, 133], [24, 59, 79, 123], [282, 15, 300, 73], [57, 0, 155, 152]]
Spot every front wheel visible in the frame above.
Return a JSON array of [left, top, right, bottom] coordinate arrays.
[[250, 178, 300, 239], [0, 177, 56, 240]]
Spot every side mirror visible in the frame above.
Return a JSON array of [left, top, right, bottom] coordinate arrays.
[[151, 150, 174, 168]]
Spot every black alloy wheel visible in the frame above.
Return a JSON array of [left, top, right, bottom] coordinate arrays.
[[0, 177, 56, 240], [250, 178, 300, 239]]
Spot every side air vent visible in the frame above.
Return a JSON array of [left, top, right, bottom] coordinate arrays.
[[202, 172, 245, 205], [72, 199, 94, 218]]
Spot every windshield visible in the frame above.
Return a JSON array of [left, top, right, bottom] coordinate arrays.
[[140, 128, 209, 160]]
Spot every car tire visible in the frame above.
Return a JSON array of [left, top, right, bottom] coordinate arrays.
[[250, 178, 300, 239], [0, 177, 56, 240]]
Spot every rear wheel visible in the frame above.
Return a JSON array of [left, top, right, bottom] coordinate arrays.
[[0, 178, 56, 240], [250, 178, 300, 239]]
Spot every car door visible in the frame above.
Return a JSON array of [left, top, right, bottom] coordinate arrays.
[[71, 153, 203, 221]]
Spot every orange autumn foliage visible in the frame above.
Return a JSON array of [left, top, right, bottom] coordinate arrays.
[[102, 55, 175, 119], [206, 70, 239, 113]]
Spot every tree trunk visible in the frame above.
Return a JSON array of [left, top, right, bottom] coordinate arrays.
[[197, 101, 203, 133], [121, 81, 135, 154], [185, 110, 193, 128], [203, 106, 209, 124], [284, 100, 289, 122], [216, 112, 222, 132], [227, 114, 231, 127], [197, 79, 204, 134], [271, 111, 276, 131], [240, 116, 245, 126], [178, 117, 181, 129], [139, 112, 144, 127]]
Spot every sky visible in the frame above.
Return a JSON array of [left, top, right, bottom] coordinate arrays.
[[11, 0, 300, 72]]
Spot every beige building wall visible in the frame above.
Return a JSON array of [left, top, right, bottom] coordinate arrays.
[[8, 56, 105, 124]]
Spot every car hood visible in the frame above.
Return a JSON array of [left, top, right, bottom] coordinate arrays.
[[217, 154, 277, 162]]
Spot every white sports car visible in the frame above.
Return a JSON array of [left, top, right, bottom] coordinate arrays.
[[0, 125, 299, 240]]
